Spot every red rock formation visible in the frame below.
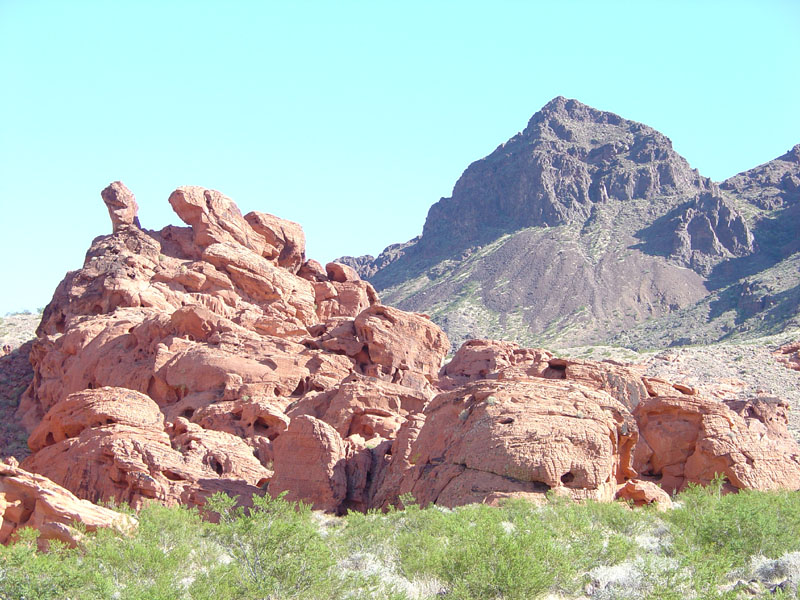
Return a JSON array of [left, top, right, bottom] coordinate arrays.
[[17, 183, 448, 515], [268, 415, 348, 513], [245, 211, 306, 272], [12, 182, 800, 525], [286, 375, 427, 440], [774, 341, 800, 371], [634, 395, 800, 494], [438, 339, 552, 390], [101, 181, 140, 233], [21, 388, 270, 508], [372, 379, 638, 509], [616, 479, 672, 510], [439, 339, 651, 410], [0, 459, 136, 547]]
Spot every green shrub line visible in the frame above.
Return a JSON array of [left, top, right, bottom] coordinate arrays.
[[1, 482, 799, 599]]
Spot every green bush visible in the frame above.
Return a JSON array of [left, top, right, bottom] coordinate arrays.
[[1, 484, 799, 599]]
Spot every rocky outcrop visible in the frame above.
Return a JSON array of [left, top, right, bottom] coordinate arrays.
[[101, 181, 140, 233], [372, 378, 639, 509], [663, 193, 756, 276], [775, 341, 800, 372], [16, 183, 450, 516], [439, 339, 649, 410], [721, 144, 800, 210], [0, 459, 136, 547], [22, 387, 271, 509], [9, 181, 800, 532], [244, 211, 306, 272], [336, 99, 796, 351], [634, 395, 800, 494], [0, 341, 33, 462], [416, 96, 713, 254]]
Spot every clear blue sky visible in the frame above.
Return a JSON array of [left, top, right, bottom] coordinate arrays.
[[1, 1, 798, 314]]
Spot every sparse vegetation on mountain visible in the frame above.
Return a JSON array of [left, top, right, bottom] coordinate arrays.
[[339, 98, 800, 352]]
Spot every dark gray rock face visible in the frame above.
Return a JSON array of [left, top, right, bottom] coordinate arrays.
[[721, 144, 800, 210], [669, 193, 756, 275], [337, 237, 419, 280], [342, 97, 798, 348], [419, 96, 712, 253]]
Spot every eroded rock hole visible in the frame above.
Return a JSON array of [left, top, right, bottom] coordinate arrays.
[[291, 378, 309, 397], [182, 408, 195, 419], [498, 417, 514, 425], [561, 472, 575, 484], [544, 362, 567, 379], [208, 456, 224, 475]]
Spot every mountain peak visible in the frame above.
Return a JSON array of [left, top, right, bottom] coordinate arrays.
[[782, 144, 800, 163], [527, 96, 624, 130], [412, 97, 705, 254]]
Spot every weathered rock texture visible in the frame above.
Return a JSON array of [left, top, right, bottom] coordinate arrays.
[[101, 181, 140, 233], [775, 341, 800, 372], [634, 395, 800, 494], [0, 459, 136, 547], [371, 379, 639, 509], [8, 183, 799, 536], [0, 341, 33, 462], [16, 183, 448, 517]]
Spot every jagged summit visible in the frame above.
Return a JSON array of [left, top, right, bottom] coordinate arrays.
[[354, 96, 719, 272], [339, 98, 796, 350], [721, 143, 800, 210]]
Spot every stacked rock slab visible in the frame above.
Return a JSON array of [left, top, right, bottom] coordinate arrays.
[[8, 183, 800, 535], [0, 458, 135, 548]]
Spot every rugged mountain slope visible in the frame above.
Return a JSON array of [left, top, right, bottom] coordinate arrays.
[[614, 145, 800, 348], [340, 98, 797, 350]]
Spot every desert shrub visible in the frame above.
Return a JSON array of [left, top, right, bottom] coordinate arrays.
[[0, 528, 92, 599], [341, 495, 645, 599], [1, 483, 800, 599], [85, 501, 209, 599], [202, 491, 359, 600], [388, 499, 559, 599], [664, 476, 800, 595]]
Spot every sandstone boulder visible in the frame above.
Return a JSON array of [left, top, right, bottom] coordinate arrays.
[[245, 211, 306, 272], [101, 181, 140, 233], [0, 459, 136, 547], [22, 419, 269, 509], [615, 479, 672, 510], [286, 375, 428, 440], [438, 339, 551, 389], [168, 186, 268, 256], [545, 358, 650, 410], [326, 262, 360, 283], [440, 340, 649, 410], [28, 387, 164, 452], [354, 304, 449, 392], [373, 379, 638, 509], [269, 415, 348, 512], [634, 395, 800, 494]]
